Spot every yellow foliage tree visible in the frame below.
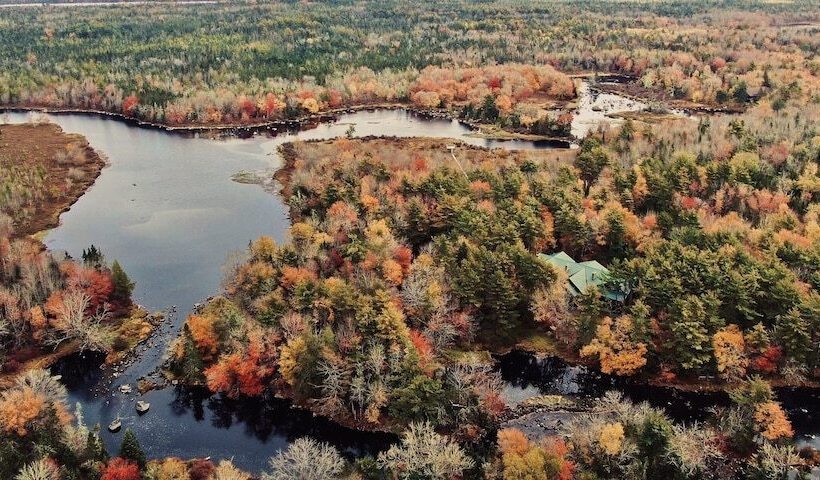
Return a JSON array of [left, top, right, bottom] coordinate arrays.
[[580, 316, 647, 376], [148, 458, 189, 480], [599, 422, 625, 455], [279, 336, 307, 387], [290, 222, 315, 255], [712, 324, 748, 381], [365, 219, 395, 253], [502, 447, 548, 480], [375, 295, 411, 345], [301, 97, 320, 114]]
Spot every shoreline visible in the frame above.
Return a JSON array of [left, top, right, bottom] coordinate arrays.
[[1, 103, 576, 143], [507, 345, 820, 394], [0, 124, 164, 393], [589, 82, 747, 115], [0, 306, 164, 390], [9, 102, 814, 446], [1, 123, 107, 238]]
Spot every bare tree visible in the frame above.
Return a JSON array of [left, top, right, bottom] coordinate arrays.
[[378, 422, 473, 479], [316, 360, 348, 417], [48, 290, 108, 351], [262, 438, 345, 480]]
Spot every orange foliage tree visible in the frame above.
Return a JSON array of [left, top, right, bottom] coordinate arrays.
[[0, 387, 45, 436], [754, 401, 794, 441], [712, 325, 749, 381], [497, 428, 575, 480]]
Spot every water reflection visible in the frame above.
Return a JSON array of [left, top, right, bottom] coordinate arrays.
[[497, 350, 819, 448], [52, 351, 396, 471]]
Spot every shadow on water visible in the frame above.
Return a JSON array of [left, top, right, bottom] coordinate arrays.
[[51, 351, 396, 472], [169, 386, 397, 458], [497, 350, 819, 447]]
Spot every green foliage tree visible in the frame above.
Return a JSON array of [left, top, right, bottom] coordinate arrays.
[[774, 307, 811, 364], [670, 294, 721, 373], [119, 429, 146, 469], [574, 140, 609, 195], [110, 260, 135, 307], [389, 375, 445, 423]]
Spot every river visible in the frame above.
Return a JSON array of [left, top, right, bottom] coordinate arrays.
[[3, 92, 815, 473]]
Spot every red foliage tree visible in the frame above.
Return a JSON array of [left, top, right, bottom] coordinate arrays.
[[752, 345, 782, 374], [205, 332, 275, 398], [187, 459, 215, 480], [392, 245, 413, 274], [238, 97, 257, 118], [409, 329, 434, 374], [327, 89, 344, 108], [101, 458, 140, 480], [122, 95, 139, 116]]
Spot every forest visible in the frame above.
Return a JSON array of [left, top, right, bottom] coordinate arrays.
[[1, 0, 818, 131], [1, 0, 819, 479], [168, 83, 817, 478], [0, 122, 145, 385]]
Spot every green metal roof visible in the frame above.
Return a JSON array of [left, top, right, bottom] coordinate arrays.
[[539, 251, 626, 301]]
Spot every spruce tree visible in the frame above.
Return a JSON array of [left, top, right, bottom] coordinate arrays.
[[86, 426, 109, 462], [119, 429, 146, 468], [111, 260, 135, 306]]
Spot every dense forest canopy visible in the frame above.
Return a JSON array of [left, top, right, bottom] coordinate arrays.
[[0, 0, 818, 125]]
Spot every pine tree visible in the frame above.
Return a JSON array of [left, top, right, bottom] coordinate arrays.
[[574, 140, 610, 195], [110, 260, 135, 306], [119, 429, 146, 469], [86, 426, 109, 463], [575, 287, 604, 347], [82, 245, 105, 268], [774, 307, 810, 364], [670, 295, 716, 373]]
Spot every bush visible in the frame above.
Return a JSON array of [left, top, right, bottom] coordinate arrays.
[[111, 336, 130, 352]]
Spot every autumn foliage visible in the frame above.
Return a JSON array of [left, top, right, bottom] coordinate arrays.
[[497, 428, 575, 480], [580, 316, 647, 376], [101, 458, 141, 480]]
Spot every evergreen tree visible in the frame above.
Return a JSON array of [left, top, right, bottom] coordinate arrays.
[[119, 429, 146, 469], [574, 140, 610, 195], [388, 375, 445, 423], [670, 295, 720, 373], [774, 307, 811, 364], [575, 287, 604, 347], [110, 260, 135, 306], [86, 426, 109, 463], [82, 245, 105, 268], [479, 95, 499, 122]]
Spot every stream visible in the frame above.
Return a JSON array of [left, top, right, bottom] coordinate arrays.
[[3, 86, 816, 472]]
